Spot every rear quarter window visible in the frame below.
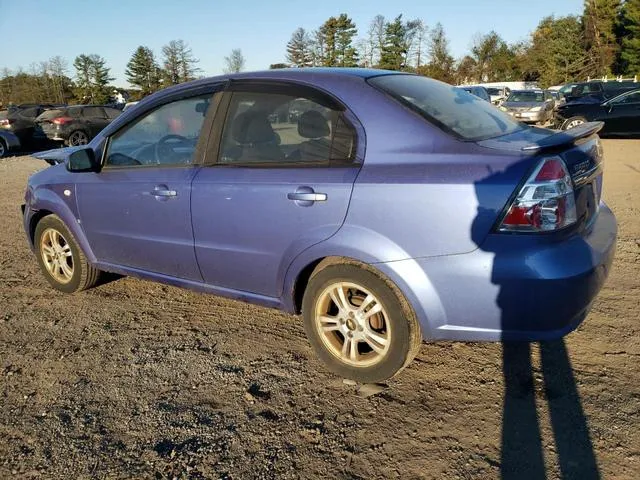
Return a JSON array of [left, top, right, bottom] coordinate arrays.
[[369, 75, 522, 141]]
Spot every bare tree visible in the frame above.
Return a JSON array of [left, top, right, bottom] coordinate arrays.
[[369, 14, 386, 67], [224, 49, 245, 73]]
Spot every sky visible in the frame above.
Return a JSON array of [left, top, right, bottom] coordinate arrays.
[[1, 0, 584, 88]]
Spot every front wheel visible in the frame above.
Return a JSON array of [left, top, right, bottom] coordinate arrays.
[[34, 215, 100, 293], [302, 263, 422, 383]]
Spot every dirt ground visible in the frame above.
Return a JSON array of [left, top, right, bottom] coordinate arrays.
[[0, 140, 638, 480]]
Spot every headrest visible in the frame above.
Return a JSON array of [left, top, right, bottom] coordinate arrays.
[[232, 112, 276, 144], [298, 110, 330, 139]]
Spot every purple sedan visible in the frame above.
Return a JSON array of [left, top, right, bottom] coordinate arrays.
[[23, 69, 617, 382]]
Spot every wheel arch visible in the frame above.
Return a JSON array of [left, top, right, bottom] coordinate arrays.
[[28, 190, 97, 264], [284, 248, 443, 340]]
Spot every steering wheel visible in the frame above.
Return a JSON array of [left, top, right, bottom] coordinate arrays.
[[154, 134, 190, 164]]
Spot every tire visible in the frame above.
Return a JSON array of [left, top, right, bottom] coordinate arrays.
[[302, 263, 422, 383], [0, 138, 7, 158], [34, 215, 100, 293], [66, 130, 89, 146], [562, 116, 587, 130]]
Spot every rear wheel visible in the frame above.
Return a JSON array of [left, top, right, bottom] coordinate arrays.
[[562, 116, 587, 130], [302, 263, 422, 383], [34, 215, 100, 293], [0, 138, 7, 158], [66, 130, 89, 146]]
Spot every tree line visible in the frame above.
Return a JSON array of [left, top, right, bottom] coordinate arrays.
[[1, 0, 639, 107], [0, 41, 244, 107], [281, 0, 639, 86]]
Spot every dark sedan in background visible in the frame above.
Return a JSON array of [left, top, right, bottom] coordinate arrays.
[[34, 105, 122, 146], [0, 103, 63, 145], [0, 130, 21, 158], [555, 89, 640, 135]]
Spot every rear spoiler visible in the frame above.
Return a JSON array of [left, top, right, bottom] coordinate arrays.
[[521, 122, 604, 152]]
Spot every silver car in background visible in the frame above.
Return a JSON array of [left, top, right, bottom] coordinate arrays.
[[499, 89, 555, 125]]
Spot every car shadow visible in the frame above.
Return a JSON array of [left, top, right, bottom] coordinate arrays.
[[472, 160, 600, 479]]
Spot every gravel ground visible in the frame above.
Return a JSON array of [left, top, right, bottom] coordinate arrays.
[[0, 140, 638, 479]]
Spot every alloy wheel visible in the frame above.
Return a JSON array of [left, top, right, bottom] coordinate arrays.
[[40, 228, 74, 284], [566, 119, 585, 129], [68, 131, 88, 146], [314, 281, 391, 367]]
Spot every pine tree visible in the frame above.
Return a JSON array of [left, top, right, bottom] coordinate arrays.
[[335, 14, 358, 67], [88, 54, 113, 104], [286, 28, 312, 67], [125, 46, 161, 96], [618, 0, 640, 75], [319, 14, 358, 67], [73, 54, 113, 104], [583, 0, 623, 76], [379, 15, 407, 70]]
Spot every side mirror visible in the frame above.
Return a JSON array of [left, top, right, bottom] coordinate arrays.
[[67, 147, 100, 173]]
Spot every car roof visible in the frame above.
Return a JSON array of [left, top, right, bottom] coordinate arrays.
[[154, 67, 400, 95]]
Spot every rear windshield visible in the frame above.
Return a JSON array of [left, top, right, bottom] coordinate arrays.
[[506, 91, 544, 102], [369, 75, 522, 141], [37, 109, 65, 120]]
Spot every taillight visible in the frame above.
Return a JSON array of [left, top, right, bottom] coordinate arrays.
[[0, 118, 12, 127], [52, 117, 73, 125], [499, 157, 577, 232]]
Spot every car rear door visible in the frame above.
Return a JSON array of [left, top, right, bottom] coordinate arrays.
[[604, 91, 640, 134], [74, 90, 218, 280], [191, 82, 363, 298], [81, 106, 110, 138]]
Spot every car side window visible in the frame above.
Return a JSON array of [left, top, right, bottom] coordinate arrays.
[[218, 90, 356, 165], [82, 106, 105, 118], [20, 107, 39, 118], [104, 94, 212, 168], [613, 91, 640, 105], [104, 107, 122, 120]]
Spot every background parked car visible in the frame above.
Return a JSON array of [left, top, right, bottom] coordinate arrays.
[[459, 86, 491, 102], [0, 103, 64, 145], [485, 86, 511, 105], [0, 130, 21, 158], [34, 105, 122, 146], [499, 89, 555, 125], [555, 88, 640, 135], [564, 80, 638, 104]]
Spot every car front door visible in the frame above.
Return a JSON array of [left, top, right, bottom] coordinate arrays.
[[191, 84, 363, 297], [604, 91, 640, 134], [74, 91, 217, 280]]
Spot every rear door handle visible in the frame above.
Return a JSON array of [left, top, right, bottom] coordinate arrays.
[[151, 185, 177, 199], [287, 186, 327, 206], [287, 192, 327, 201], [153, 189, 177, 197]]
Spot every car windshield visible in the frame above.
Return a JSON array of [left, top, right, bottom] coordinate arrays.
[[486, 88, 503, 96], [369, 75, 522, 141], [506, 91, 544, 102]]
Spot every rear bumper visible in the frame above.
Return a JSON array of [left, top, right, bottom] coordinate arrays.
[[377, 203, 617, 341]]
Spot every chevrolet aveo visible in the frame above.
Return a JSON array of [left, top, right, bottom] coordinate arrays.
[[24, 69, 617, 383]]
